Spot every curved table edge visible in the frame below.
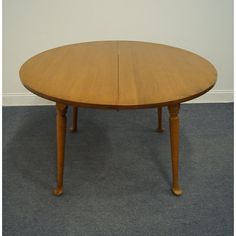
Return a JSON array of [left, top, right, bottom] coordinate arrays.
[[20, 79, 216, 109]]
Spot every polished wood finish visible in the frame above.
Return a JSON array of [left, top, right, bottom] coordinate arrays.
[[20, 41, 217, 109], [20, 42, 118, 108], [53, 103, 68, 196], [168, 104, 182, 196], [157, 107, 164, 132], [19, 41, 217, 196], [70, 106, 78, 132]]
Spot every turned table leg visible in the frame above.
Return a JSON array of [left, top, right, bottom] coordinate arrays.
[[157, 107, 164, 132], [53, 103, 68, 196], [70, 106, 78, 132], [168, 104, 182, 196]]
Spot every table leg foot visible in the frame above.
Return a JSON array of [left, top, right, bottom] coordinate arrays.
[[171, 187, 183, 196], [157, 107, 164, 132], [53, 187, 63, 196], [70, 106, 78, 132], [70, 127, 77, 132], [156, 127, 164, 133]]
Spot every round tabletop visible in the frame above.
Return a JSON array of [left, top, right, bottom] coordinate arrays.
[[20, 41, 217, 109]]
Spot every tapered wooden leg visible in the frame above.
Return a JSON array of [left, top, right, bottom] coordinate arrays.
[[157, 107, 164, 132], [53, 103, 68, 196], [168, 104, 182, 196], [70, 106, 78, 132]]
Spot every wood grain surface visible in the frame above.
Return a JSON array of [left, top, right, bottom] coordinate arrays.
[[20, 41, 217, 108]]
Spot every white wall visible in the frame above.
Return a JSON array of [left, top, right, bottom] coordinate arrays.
[[3, 0, 233, 106]]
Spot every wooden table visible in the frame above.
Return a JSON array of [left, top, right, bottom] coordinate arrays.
[[19, 41, 217, 196]]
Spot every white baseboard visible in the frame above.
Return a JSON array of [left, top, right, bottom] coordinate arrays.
[[2, 90, 233, 106], [3, 93, 55, 106], [185, 90, 233, 103]]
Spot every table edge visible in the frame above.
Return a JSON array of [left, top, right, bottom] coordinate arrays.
[[20, 79, 216, 109]]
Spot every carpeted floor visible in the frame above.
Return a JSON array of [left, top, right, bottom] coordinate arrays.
[[3, 103, 233, 236]]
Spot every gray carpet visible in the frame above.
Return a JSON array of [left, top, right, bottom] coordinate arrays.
[[3, 103, 233, 236]]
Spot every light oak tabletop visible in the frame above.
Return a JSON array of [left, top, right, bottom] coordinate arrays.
[[20, 41, 217, 108]]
